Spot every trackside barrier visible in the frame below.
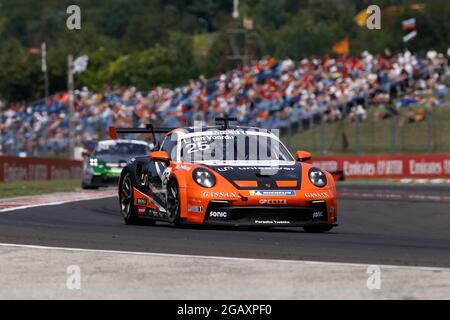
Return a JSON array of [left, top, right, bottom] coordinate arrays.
[[0, 157, 82, 182], [2, 155, 449, 182], [312, 154, 450, 179]]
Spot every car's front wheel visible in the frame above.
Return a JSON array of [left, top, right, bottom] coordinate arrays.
[[303, 225, 333, 233], [120, 173, 138, 225], [166, 180, 181, 226]]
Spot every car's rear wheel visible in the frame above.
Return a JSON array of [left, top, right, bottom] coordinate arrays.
[[120, 173, 138, 225], [167, 180, 181, 226], [303, 225, 333, 233]]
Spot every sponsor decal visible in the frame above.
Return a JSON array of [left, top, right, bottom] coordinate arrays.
[[209, 211, 228, 218], [254, 220, 291, 225], [188, 205, 203, 213], [137, 207, 147, 216], [202, 191, 239, 198], [259, 199, 287, 205], [344, 161, 376, 176], [216, 166, 294, 172], [304, 192, 329, 199], [249, 190, 296, 197], [376, 160, 403, 175], [313, 155, 450, 178], [0, 158, 83, 182], [137, 198, 147, 205], [217, 167, 234, 172], [312, 211, 324, 219], [176, 164, 192, 171], [409, 160, 442, 175], [237, 167, 295, 171], [184, 130, 245, 140], [305, 192, 328, 198]]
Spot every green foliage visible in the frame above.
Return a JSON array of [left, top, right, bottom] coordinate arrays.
[[168, 32, 196, 84], [0, 0, 448, 103], [76, 49, 121, 91], [0, 39, 42, 102], [106, 45, 176, 90], [273, 11, 335, 58]]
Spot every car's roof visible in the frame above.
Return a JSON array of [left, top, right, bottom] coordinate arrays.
[[168, 126, 282, 144], [171, 125, 271, 134], [98, 139, 150, 145]]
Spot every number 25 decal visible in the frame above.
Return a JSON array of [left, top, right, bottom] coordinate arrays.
[[185, 142, 210, 154]]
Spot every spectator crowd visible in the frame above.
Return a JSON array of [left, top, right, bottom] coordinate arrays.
[[0, 49, 448, 157]]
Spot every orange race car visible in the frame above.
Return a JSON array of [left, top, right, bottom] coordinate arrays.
[[109, 118, 338, 233]]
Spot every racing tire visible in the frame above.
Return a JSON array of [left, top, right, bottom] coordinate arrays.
[[120, 173, 138, 225], [166, 180, 182, 227], [303, 225, 333, 233]]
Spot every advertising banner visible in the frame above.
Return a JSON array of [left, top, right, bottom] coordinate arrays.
[[312, 154, 450, 179], [0, 157, 82, 182]]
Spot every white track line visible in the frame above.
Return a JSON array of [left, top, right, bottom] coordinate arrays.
[[399, 178, 450, 184], [0, 194, 115, 213], [0, 242, 448, 272]]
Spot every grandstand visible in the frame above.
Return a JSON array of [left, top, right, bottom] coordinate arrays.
[[0, 49, 448, 157]]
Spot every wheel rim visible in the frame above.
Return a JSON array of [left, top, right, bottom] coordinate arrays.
[[167, 183, 179, 220], [121, 176, 132, 217]]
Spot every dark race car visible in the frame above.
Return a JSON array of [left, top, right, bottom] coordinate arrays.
[[81, 139, 152, 189]]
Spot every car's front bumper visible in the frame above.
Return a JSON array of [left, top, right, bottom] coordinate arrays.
[[201, 202, 336, 227], [181, 186, 338, 226], [90, 174, 120, 187]]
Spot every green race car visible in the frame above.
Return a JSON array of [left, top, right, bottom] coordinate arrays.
[[81, 139, 152, 189]]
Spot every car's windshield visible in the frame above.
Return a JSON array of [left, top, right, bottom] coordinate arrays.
[[179, 132, 293, 162], [95, 142, 149, 156]]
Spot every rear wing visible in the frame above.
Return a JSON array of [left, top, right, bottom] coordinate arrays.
[[215, 117, 237, 130], [109, 124, 174, 146]]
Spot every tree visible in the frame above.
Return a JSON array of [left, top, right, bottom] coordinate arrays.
[[106, 45, 177, 90], [76, 49, 121, 91], [0, 39, 41, 102], [273, 11, 335, 58], [168, 32, 196, 84]]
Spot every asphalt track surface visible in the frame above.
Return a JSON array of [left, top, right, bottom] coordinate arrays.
[[0, 184, 449, 268]]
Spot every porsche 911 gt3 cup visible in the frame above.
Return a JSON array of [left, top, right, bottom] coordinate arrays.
[[109, 118, 338, 232]]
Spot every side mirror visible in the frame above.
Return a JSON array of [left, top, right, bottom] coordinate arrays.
[[150, 151, 170, 165], [82, 149, 92, 157], [295, 151, 312, 162]]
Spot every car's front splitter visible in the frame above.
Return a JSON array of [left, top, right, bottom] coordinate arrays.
[[91, 175, 120, 186], [200, 204, 335, 227]]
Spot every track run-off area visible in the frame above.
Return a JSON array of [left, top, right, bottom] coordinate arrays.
[[0, 184, 449, 299]]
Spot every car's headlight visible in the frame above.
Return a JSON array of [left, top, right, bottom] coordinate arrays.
[[89, 158, 99, 167], [308, 168, 327, 187], [89, 158, 107, 169], [192, 168, 216, 188]]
